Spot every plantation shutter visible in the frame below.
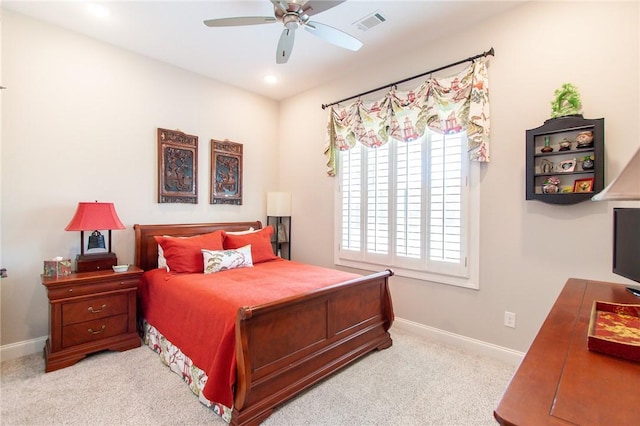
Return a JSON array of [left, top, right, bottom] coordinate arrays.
[[367, 145, 390, 254], [340, 147, 362, 251], [396, 139, 422, 259], [429, 133, 463, 263]]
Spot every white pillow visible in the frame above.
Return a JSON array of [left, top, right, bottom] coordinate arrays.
[[158, 244, 168, 270], [202, 244, 253, 274], [225, 227, 255, 235]]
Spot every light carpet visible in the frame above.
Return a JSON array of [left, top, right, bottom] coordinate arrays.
[[1, 328, 515, 425]]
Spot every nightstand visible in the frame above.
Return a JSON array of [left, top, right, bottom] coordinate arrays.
[[41, 266, 142, 372]]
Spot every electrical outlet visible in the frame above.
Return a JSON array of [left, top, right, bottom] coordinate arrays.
[[504, 311, 516, 328]]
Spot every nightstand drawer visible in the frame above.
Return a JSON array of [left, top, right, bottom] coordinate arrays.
[[48, 277, 139, 300], [62, 314, 128, 348], [62, 294, 128, 325]]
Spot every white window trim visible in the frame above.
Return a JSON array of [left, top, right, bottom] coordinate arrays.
[[334, 151, 480, 290]]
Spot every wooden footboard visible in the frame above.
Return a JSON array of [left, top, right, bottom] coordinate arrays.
[[232, 269, 394, 426]]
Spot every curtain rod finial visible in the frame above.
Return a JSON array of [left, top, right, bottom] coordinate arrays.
[[486, 47, 495, 57]]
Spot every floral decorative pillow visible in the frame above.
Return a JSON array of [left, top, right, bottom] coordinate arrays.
[[202, 244, 253, 274]]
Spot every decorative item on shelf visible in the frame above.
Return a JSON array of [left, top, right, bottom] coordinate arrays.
[[576, 131, 594, 149], [541, 136, 554, 153], [65, 201, 125, 272], [558, 158, 576, 172], [592, 146, 640, 201], [561, 186, 573, 193], [550, 83, 582, 118], [542, 176, 561, 194], [558, 138, 572, 151], [540, 159, 553, 174], [581, 155, 595, 170], [574, 177, 595, 193]]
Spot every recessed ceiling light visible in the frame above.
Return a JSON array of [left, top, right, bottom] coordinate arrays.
[[264, 75, 278, 84], [87, 3, 110, 19]]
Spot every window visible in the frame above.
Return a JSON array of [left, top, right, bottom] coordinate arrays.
[[335, 131, 479, 289]]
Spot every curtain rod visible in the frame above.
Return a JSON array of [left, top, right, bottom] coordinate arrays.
[[321, 47, 494, 110]]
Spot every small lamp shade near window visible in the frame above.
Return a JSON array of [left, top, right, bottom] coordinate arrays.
[[592, 147, 640, 201], [267, 192, 292, 217]]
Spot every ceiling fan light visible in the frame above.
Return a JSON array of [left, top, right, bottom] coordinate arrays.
[[283, 14, 299, 30]]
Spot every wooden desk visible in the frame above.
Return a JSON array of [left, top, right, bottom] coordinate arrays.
[[494, 278, 640, 425]]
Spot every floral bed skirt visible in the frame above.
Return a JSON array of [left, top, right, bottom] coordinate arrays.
[[141, 320, 233, 423]]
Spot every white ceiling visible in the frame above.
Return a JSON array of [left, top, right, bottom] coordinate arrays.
[[2, 1, 523, 101]]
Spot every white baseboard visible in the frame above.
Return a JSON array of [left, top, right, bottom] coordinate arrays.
[[2, 321, 525, 367], [0, 336, 47, 362], [391, 317, 525, 367]]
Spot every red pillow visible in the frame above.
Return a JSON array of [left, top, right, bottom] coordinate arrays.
[[155, 230, 224, 273], [223, 226, 277, 264]]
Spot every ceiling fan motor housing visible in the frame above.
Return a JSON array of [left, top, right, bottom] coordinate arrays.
[[283, 13, 301, 30]]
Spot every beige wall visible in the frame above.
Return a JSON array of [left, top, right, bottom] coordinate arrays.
[[278, 1, 640, 352], [1, 2, 639, 357], [1, 10, 279, 349]]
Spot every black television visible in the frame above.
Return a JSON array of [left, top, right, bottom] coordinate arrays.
[[613, 207, 640, 285]]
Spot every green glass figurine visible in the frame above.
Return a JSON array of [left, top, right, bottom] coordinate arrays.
[[550, 83, 582, 118]]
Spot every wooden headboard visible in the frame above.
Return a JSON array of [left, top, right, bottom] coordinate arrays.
[[133, 221, 263, 271]]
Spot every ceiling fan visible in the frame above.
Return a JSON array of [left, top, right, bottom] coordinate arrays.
[[203, 0, 363, 64]]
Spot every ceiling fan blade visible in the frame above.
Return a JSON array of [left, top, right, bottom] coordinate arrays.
[[302, 1, 346, 17], [304, 21, 362, 51], [204, 16, 276, 27], [276, 28, 295, 64], [270, 0, 289, 14]]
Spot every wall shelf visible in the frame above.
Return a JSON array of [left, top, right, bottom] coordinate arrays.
[[526, 116, 604, 205]]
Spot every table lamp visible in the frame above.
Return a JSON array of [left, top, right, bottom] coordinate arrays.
[[65, 201, 125, 272]]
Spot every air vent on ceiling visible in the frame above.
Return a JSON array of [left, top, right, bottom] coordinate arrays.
[[353, 10, 386, 32]]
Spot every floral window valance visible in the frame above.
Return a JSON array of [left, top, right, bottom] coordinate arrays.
[[324, 58, 490, 176]]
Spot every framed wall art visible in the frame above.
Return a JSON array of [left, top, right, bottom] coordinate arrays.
[[211, 139, 243, 205], [157, 128, 198, 204]]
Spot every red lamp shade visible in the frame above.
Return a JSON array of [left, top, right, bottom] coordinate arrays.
[[65, 202, 125, 231], [65, 202, 125, 260]]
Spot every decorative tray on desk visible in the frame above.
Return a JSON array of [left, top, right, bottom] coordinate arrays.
[[588, 301, 640, 363]]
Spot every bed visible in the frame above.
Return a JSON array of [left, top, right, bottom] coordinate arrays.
[[134, 221, 394, 425]]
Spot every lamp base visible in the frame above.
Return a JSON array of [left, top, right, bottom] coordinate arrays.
[[75, 252, 117, 273]]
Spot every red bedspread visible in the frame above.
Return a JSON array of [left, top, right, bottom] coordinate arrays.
[[138, 258, 361, 407]]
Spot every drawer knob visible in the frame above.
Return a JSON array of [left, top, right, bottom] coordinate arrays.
[[87, 325, 106, 335], [88, 304, 107, 313]]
